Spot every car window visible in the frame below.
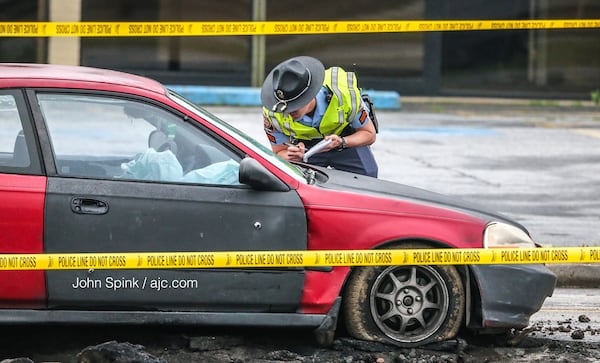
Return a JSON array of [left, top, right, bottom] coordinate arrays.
[[168, 90, 307, 183], [37, 93, 241, 185], [0, 94, 30, 169]]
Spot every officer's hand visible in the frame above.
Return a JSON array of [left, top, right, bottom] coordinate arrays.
[[285, 142, 306, 161], [323, 134, 344, 151]]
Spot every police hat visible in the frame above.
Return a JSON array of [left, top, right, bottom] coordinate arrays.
[[261, 56, 325, 113]]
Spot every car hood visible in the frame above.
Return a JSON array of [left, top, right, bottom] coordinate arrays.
[[313, 167, 526, 231]]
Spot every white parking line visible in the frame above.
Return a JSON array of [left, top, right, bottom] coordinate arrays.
[[572, 129, 600, 139]]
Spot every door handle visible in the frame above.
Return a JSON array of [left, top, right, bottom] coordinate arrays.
[[71, 198, 109, 215]]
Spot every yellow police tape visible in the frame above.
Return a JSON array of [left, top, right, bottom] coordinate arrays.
[[1, 247, 599, 270], [0, 20, 599, 37]]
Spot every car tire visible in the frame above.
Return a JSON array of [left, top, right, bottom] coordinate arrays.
[[342, 242, 465, 347]]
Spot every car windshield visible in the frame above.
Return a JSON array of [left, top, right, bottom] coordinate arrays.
[[167, 90, 307, 183]]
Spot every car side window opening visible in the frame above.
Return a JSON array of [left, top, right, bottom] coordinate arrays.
[[37, 93, 241, 185], [0, 94, 30, 169]]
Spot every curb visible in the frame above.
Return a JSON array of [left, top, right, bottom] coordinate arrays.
[[548, 264, 600, 288], [400, 96, 599, 108], [168, 85, 402, 110]]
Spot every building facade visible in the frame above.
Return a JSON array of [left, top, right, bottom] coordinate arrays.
[[1, 0, 599, 99]]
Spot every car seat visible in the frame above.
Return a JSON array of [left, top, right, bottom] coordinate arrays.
[[148, 129, 178, 154], [12, 130, 30, 167]]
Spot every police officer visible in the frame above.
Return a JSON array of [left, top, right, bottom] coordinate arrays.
[[261, 56, 378, 177]]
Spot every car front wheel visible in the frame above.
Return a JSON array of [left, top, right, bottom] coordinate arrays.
[[342, 244, 465, 347]]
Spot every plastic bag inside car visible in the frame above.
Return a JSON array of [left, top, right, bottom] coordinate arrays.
[[182, 159, 240, 185], [121, 148, 240, 185], [121, 148, 183, 182]]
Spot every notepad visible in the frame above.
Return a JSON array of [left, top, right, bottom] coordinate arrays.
[[303, 139, 333, 162]]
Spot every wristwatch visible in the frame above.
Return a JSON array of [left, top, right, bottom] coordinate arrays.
[[339, 137, 347, 151]]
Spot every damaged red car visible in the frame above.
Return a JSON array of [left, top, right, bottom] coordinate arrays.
[[0, 63, 556, 347]]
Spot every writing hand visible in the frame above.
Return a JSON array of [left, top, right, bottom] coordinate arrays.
[[284, 142, 306, 161]]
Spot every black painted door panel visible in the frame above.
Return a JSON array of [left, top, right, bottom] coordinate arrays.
[[44, 177, 307, 312]]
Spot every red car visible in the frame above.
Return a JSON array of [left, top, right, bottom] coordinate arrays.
[[0, 63, 556, 347]]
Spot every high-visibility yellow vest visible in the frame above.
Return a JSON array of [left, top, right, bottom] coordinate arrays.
[[264, 67, 362, 141]]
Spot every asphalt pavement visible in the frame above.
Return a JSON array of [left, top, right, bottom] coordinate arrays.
[[203, 93, 600, 289]]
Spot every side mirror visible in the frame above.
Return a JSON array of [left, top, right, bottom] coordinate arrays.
[[239, 157, 290, 192]]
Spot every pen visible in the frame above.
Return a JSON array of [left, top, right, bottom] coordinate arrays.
[[284, 142, 305, 152]]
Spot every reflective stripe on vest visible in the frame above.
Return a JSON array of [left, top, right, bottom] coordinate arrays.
[[346, 70, 359, 123], [330, 67, 344, 125]]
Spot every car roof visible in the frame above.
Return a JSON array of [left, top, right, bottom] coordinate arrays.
[[0, 63, 166, 95]]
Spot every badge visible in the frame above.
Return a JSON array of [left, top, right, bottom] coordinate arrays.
[[263, 116, 274, 131]]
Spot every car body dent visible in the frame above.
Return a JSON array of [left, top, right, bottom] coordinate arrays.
[[470, 263, 557, 329]]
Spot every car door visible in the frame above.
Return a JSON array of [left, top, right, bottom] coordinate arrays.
[[30, 90, 307, 312], [0, 90, 46, 307]]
